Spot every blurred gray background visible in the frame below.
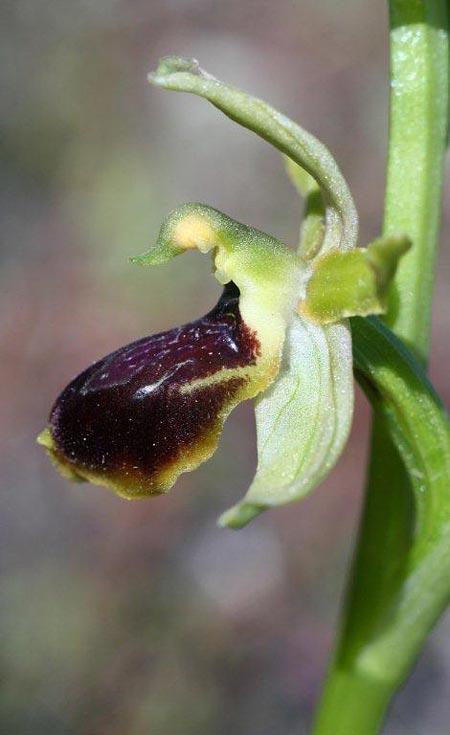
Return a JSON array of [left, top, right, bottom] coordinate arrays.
[[1, 1, 449, 733]]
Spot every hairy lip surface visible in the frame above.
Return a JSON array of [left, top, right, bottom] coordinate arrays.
[[48, 282, 260, 495]]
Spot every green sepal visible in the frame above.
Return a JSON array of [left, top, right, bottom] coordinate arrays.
[[149, 56, 358, 255], [300, 236, 411, 324], [219, 316, 353, 528]]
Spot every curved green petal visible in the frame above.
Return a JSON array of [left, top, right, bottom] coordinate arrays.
[[219, 316, 353, 528]]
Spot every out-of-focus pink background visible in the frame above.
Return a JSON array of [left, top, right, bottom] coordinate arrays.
[[1, 2, 449, 733]]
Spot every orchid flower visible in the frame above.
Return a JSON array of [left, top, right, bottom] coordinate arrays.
[[38, 58, 408, 528]]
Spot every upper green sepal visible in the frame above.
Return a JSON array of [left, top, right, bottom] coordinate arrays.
[[150, 56, 202, 80], [148, 56, 359, 256]]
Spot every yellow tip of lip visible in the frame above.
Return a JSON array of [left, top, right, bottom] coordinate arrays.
[[36, 427, 54, 449]]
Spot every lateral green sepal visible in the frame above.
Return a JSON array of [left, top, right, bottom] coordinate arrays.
[[219, 315, 353, 528], [299, 236, 411, 324]]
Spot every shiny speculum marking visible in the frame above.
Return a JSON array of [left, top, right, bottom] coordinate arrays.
[[48, 282, 259, 495]]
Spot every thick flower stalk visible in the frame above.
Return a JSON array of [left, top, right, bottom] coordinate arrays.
[[39, 58, 409, 530]]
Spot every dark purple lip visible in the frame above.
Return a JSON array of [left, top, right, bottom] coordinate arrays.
[[48, 282, 260, 494]]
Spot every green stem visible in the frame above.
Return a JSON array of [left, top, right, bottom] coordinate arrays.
[[313, 669, 392, 735], [313, 2, 449, 734], [313, 315, 450, 734], [384, 0, 449, 361]]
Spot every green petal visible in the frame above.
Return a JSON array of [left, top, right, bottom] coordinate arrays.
[[219, 315, 353, 528]]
